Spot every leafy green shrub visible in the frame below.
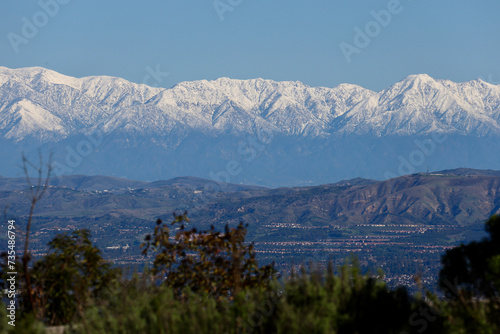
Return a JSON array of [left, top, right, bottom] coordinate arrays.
[[438, 215, 500, 333], [272, 263, 446, 334], [78, 262, 446, 334], [0, 306, 45, 334], [77, 275, 273, 334], [29, 229, 121, 325]]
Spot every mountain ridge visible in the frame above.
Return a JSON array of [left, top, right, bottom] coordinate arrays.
[[2, 168, 499, 228], [2, 67, 500, 142], [3, 67, 500, 186]]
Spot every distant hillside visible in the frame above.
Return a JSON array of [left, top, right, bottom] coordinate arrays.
[[438, 168, 500, 176], [330, 177, 378, 187], [2, 170, 498, 288], [0, 175, 147, 191], [0, 175, 265, 192], [190, 173, 500, 228], [2, 169, 499, 228]]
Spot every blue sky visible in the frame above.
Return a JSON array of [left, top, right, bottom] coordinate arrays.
[[1, 0, 499, 91]]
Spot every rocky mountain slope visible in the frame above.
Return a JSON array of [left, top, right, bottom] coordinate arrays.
[[1, 67, 500, 142], [2, 67, 500, 185], [2, 169, 499, 229]]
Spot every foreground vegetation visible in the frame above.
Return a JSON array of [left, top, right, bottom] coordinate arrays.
[[1, 213, 499, 333]]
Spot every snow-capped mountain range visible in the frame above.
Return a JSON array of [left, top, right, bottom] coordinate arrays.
[[2, 66, 500, 142], [2, 66, 500, 186]]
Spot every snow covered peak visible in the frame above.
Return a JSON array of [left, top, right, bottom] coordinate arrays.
[[337, 74, 500, 136], [0, 99, 67, 141], [0, 67, 500, 142], [379, 74, 441, 99], [404, 73, 434, 83], [0, 66, 81, 90]]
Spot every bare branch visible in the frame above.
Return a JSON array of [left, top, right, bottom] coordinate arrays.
[[20, 150, 53, 313]]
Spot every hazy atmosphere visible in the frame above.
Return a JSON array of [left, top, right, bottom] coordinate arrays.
[[1, 1, 500, 333], [2, 0, 499, 90]]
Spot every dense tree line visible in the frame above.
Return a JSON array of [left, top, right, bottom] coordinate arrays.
[[0, 213, 499, 333]]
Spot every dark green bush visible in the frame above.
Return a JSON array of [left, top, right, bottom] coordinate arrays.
[[77, 275, 272, 334], [438, 215, 500, 333], [76, 262, 446, 334], [3, 215, 500, 333]]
